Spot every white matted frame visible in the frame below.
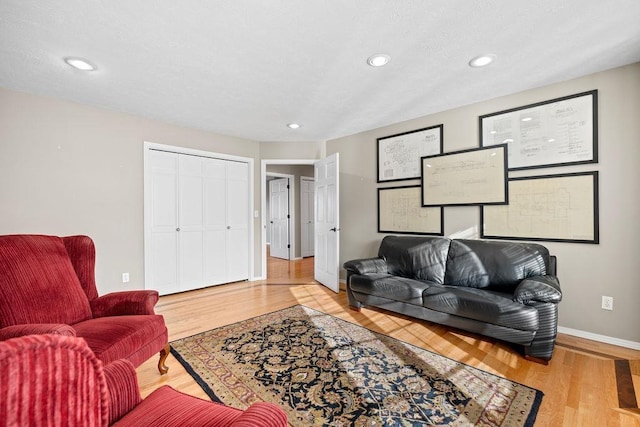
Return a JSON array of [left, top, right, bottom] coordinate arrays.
[[377, 125, 443, 183], [481, 171, 599, 244], [378, 185, 443, 235], [480, 90, 598, 170], [421, 144, 508, 207]]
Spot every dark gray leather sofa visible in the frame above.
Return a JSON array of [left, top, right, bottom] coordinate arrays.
[[344, 235, 562, 362]]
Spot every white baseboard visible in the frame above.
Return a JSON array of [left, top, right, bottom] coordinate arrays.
[[557, 326, 640, 350]]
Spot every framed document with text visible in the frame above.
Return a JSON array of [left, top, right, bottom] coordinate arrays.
[[480, 90, 597, 170], [377, 125, 443, 183], [481, 171, 599, 243], [378, 185, 443, 235], [421, 145, 508, 207]]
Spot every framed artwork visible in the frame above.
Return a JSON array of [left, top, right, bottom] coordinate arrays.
[[421, 144, 508, 207], [377, 124, 443, 183], [481, 171, 599, 243], [378, 185, 443, 235], [480, 90, 598, 170]]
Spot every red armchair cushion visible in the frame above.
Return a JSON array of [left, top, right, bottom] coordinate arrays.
[[0, 235, 92, 326], [74, 315, 167, 367]]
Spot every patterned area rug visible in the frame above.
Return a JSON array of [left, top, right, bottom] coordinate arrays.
[[170, 305, 542, 426]]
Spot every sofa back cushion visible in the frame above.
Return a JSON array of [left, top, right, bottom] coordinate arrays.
[[444, 239, 551, 290], [0, 235, 93, 327], [378, 236, 451, 284]]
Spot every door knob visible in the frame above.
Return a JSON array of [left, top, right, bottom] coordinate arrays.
[[330, 227, 340, 232]]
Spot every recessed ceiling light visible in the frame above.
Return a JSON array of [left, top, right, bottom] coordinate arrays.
[[367, 54, 390, 67], [287, 123, 300, 129], [64, 57, 97, 71], [468, 54, 496, 68]]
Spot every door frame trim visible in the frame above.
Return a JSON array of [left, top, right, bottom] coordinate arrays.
[[260, 159, 317, 280], [143, 141, 255, 288]]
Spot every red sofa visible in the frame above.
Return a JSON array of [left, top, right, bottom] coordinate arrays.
[[0, 334, 288, 426], [0, 234, 169, 373]]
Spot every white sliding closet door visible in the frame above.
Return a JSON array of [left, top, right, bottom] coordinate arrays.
[[148, 150, 179, 295], [146, 148, 249, 295], [225, 161, 249, 282]]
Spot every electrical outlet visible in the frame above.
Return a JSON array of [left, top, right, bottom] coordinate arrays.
[[601, 296, 613, 311], [122, 272, 130, 283]]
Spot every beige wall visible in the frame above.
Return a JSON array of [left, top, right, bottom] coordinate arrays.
[[327, 63, 640, 344], [0, 87, 262, 293]]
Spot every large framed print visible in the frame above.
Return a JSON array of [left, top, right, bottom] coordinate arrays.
[[421, 144, 508, 207], [378, 185, 443, 235], [480, 90, 597, 170], [377, 125, 443, 183], [481, 171, 599, 244]]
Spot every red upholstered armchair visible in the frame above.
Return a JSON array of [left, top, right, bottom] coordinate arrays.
[[0, 334, 288, 426], [0, 234, 169, 374]]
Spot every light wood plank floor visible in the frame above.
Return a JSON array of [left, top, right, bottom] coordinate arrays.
[[136, 256, 640, 426]]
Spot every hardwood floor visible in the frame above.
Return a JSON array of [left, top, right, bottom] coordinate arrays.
[[136, 255, 640, 426]]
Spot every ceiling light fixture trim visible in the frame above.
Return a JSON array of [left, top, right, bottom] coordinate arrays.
[[64, 57, 97, 71], [367, 54, 391, 67], [468, 54, 496, 68]]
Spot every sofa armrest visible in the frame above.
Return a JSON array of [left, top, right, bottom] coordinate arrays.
[[0, 323, 76, 340], [343, 257, 387, 275], [91, 290, 159, 317], [513, 275, 562, 304], [229, 402, 288, 427], [103, 359, 142, 424]]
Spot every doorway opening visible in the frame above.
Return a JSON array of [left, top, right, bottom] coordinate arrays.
[[261, 160, 316, 281]]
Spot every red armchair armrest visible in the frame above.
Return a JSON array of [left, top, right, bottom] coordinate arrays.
[[103, 359, 142, 424], [0, 324, 76, 340], [90, 290, 159, 317]]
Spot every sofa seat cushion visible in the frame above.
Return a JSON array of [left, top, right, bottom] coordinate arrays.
[[73, 315, 167, 366], [422, 287, 539, 332], [350, 274, 437, 303]]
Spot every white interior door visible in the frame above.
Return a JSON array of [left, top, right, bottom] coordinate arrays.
[[269, 178, 290, 260], [314, 153, 339, 293], [300, 177, 314, 257]]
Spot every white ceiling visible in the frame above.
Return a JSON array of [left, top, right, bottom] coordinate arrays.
[[1, 1, 639, 143]]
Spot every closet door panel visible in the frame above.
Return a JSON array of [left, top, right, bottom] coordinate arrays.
[[227, 227, 249, 281], [204, 229, 227, 284], [179, 231, 204, 290], [149, 151, 178, 294], [150, 233, 178, 295], [226, 161, 249, 281], [203, 158, 228, 285]]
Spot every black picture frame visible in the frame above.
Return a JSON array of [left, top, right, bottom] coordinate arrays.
[[481, 171, 599, 244], [378, 185, 444, 235], [377, 124, 443, 183], [480, 90, 598, 171], [420, 144, 508, 207]]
